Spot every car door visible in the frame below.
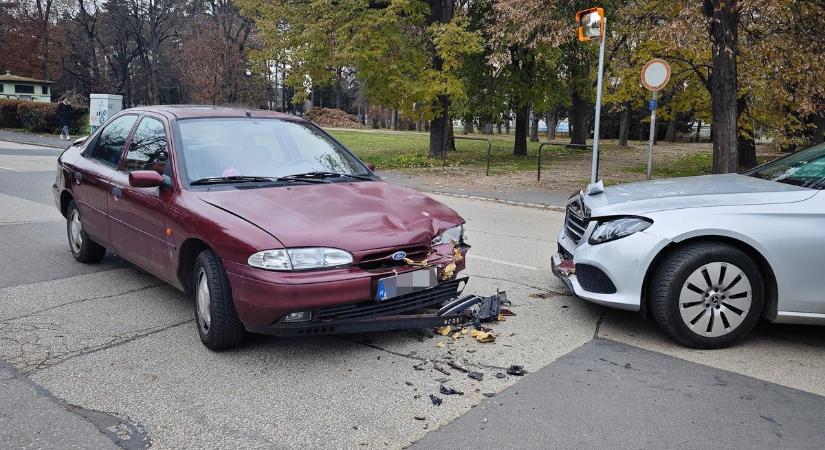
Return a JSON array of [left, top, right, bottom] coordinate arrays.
[[108, 114, 176, 278], [71, 114, 139, 247]]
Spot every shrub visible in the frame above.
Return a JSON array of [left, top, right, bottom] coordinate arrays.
[[0, 99, 23, 128], [17, 102, 59, 132]]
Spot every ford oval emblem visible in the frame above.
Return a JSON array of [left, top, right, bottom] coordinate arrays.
[[391, 251, 407, 261]]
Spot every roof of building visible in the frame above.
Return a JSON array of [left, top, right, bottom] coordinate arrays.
[[0, 71, 55, 84]]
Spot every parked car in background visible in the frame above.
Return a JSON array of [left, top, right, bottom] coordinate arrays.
[[53, 106, 469, 350], [553, 143, 825, 348]]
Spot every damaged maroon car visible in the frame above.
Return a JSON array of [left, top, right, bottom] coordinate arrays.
[[52, 106, 472, 349]]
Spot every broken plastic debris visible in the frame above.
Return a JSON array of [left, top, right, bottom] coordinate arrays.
[[439, 385, 464, 396], [500, 309, 516, 316], [414, 416, 426, 421], [468, 371, 484, 381], [470, 329, 496, 343], [429, 394, 442, 406], [441, 263, 457, 280], [495, 373, 506, 379], [436, 325, 452, 336], [448, 362, 468, 373], [436, 342, 445, 349], [506, 365, 526, 376], [433, 364, 451, 376], [482, 392, 496, 398]]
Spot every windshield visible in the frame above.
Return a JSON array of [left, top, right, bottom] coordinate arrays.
[[176, 118, 370, 184], [749, 142, 825, 189]]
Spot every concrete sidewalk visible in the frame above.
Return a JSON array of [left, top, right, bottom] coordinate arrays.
[[413, 339, 825, 449], [0, 130, 69, 149]]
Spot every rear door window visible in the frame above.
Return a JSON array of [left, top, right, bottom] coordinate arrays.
[[91, 115, 138, 167]]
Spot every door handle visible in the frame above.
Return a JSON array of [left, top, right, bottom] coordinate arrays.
[[73, 172, 82, 184], [111, 186, 122, 200]]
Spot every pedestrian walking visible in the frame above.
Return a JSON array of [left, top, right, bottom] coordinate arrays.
[[58, 97, 71, 140]]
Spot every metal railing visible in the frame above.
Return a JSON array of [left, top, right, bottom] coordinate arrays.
[[451, 136, 493, 176]]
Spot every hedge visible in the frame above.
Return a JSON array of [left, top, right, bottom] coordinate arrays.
[[0, 99, 89, 133]]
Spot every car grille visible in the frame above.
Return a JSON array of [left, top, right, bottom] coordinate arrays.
[[316, 278, 466, 321], [357, 245, 431, 270], [564, 194, 590, 244]]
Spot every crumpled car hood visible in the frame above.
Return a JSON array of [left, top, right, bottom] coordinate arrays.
[[196, 181, 463, 251], [584, 174, 817, 216]]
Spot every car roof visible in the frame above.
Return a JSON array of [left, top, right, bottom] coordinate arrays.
[[124, 105, 301, 121]]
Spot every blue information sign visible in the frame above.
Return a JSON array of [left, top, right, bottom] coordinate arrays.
[[647, 99, 658, 111]]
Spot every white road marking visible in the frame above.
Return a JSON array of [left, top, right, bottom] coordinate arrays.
[[467, 254, 540, 271]]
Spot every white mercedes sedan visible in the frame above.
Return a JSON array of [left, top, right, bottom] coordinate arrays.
[[552, 143, 825, 348]]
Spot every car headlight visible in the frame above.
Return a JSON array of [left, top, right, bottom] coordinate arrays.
[[588, 217, 652, 245], [248, 248, 354, 271], [432, 224, 465, 246]]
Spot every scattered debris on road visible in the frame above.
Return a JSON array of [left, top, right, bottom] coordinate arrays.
[[439, 385, 464, 396], [429, 394, 443, 406], [507, 365, 526, 376], [468, 371, 484, 381]]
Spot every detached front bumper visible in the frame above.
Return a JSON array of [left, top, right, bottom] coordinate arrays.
[[552, 227, 668, 311]]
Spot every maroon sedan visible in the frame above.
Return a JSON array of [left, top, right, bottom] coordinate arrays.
[[53, 106, 468, 349]]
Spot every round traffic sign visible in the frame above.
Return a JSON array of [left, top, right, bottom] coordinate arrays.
[[641, 59, 671, 92]]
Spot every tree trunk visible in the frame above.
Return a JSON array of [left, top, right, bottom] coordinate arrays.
[[546, 107, 557, 140], [665, 118, 678, 142], [497, 123, 502, 134], [426, 0, 454, 157], [447, 119, 456, 151], [529, 111, 540, 142], [618, 104, 631, 146], [704, 0, 739, 173], [429, 100, 450, 157], [462, 116, 473, 134], [737, 96, 757, 169], [513, 105, 529, 156], [695, 120, 702, 141], [391, 109, 398, 130], [569, 91, 588, 145]]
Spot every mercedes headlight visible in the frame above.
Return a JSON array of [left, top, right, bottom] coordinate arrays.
[[432, 224, 465, 246], [588, 217, 652, 245], [248, 248, 353, 271]]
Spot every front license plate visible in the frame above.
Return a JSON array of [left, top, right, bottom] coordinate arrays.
[[375, 268, 438, 302]]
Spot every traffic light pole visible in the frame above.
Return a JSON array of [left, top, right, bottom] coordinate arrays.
[[590, 18, 607, 185]]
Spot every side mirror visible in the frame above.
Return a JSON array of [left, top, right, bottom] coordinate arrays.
[[366, 163, 376, 171], [71, 136, 88, 146], [129, 170, 164, 188]]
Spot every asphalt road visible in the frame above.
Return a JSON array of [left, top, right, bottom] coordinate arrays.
[[1, 139, 824, 449]]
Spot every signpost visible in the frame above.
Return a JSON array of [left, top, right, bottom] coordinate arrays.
[[641, 59, 671, 180], [576, 7, 606, 189]]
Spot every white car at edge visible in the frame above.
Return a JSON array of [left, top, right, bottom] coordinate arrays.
[[552, 143, 825, 348]]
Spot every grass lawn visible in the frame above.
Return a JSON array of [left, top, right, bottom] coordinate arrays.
[[328, 128, 577, 175]]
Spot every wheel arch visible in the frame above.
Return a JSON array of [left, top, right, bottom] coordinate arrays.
[[177, 237, 212, 295], [642, 235, 778, 321], [59, 190, 74, 218]]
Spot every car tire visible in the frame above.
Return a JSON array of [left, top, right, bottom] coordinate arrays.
[[650, 242, 764, 349], [66, 200, 106, 263], [193, 249, 246, 350]]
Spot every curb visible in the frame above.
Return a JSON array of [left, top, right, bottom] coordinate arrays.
[[424, 190, 566, 212], [0, 136, 67, 150]]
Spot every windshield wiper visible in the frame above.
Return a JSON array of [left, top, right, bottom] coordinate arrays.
[[190, 176, 274, 185], [278, 171, 374, 182]]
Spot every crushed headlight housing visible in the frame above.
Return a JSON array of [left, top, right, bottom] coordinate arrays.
[[588, 217, 652, 245], [432, 224, 465, 246], [248, 248, 354, 271]]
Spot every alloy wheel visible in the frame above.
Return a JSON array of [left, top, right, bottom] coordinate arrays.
[[196, 267, 211, 334], [678, 262, 752, 337], [69, 209, 83, 253]]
